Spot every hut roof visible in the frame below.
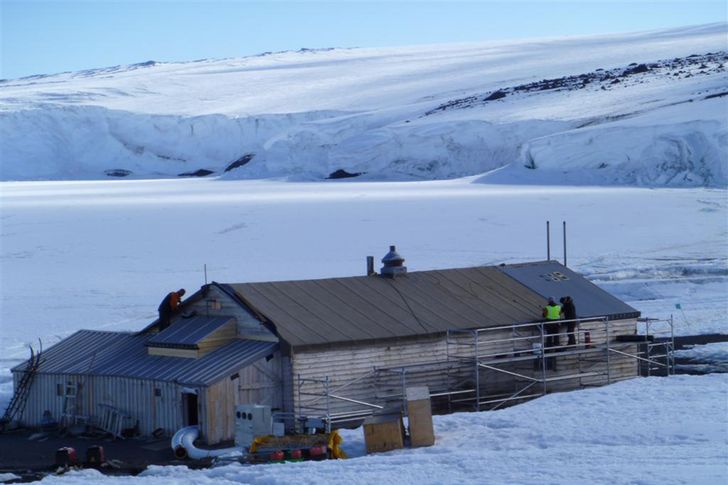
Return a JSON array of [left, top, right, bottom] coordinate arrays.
[[147, 315, 234, 349], [226, 265, 542, 347], [500, 260, 640, 321], [13, 329, 277, 386], [226, 261, 639, 347]]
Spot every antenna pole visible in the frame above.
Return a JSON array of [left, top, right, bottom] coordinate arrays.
[[546, 220, 551, 261], [563, 221, 567, 267], [204, 264, 208, 285]]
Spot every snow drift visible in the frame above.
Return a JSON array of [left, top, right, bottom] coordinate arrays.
[[0, 23, 726, 185]]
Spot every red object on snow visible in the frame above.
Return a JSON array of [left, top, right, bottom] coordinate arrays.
[[270, 450, 285, 461], [290, 449, 302, 460], [86, 445, 105, 465], [55, 447, 78, 467], [309, 445, 327, 457]]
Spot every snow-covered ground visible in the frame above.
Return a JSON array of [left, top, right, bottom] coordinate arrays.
[[1, 24, 726, 184], [674, 342, 728, 374], [9, 374, 725, 485]]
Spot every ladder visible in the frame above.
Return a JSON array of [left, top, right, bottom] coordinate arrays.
[[1, 342, 43, 430]]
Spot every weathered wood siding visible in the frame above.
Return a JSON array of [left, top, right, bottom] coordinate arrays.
[[17, 353, 284, 445], [16, 373, 183, 436], [202, 352, 283, 444], [454, 318, 639, 398], [292, 319, 640, 418], [185, 285, 276, 341], [292, 334, 451, 418]]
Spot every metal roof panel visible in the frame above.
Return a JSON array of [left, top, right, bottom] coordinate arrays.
[[147, 315, 234, 348], [228, 266, 547, 346], [499, 261, 640, 320], [17, 331, 278, 386]]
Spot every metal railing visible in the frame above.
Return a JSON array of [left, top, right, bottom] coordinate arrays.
[[293, 316, 674, 427]]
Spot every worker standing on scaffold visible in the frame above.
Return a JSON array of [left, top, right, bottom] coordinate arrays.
[[542, 297, 562, 370], [560, 296, 577, 347]]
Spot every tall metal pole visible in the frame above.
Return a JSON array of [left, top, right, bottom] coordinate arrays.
[[296, 373, 302, 434], [563, 221, 567, 267], [669, 314, 675, 375], [605, 318, 611, 384], [646, 320, 651, 377], [401, 369, 408, 416], [325, 376, 331, 433], [546, 221, 551, 261], [474, 331, 480, 411], [540, 324, 547, 396], [204, 264, 208, 285]]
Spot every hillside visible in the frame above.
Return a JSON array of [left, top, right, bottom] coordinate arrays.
[[0, 23, 726, 185]]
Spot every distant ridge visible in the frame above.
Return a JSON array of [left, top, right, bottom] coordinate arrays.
[[0, 24, 725, 186]]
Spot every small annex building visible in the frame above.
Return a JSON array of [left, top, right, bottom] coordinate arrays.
[[12, 248, 645, 444]]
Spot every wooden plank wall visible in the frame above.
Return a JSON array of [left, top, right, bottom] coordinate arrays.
[[16, 319, 642, 440], [197, 321, 238, 354], [18, 373, 182, 436], [292, 334, 452, 417], [292, 319, 641, 419], [184, 285, 277, 341], [203, 352, 283, 444], [463, 318, 639, 399]]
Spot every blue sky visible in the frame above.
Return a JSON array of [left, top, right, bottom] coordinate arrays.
[[1, 0, 726, 79]]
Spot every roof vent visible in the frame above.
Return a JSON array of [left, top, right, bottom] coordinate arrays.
[[381, 245, 407, 278]]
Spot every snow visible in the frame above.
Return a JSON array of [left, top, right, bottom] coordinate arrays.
[[674, 342, 728, 373], [675, 342, 728, 362], [1, 24, 726, 184], [27, 374, 728, 484]]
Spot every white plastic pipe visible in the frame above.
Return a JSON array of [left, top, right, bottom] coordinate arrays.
[[171, 425, 239, 460]]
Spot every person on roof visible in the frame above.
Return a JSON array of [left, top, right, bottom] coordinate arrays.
[[541, 297, 562, 369], [158, 288, 186, 331], [560, 296, 577, 346]]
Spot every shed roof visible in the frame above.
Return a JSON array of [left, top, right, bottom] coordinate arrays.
[[226, 266, 546, 347], [15, 330, 277, 386], [147, 315, 234, 349], [499, 261, 640, 320]]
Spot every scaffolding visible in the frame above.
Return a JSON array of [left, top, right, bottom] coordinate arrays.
[[445, 316, 675, 411], [294, 316, 675, 427], [637, 316, 676, 377]]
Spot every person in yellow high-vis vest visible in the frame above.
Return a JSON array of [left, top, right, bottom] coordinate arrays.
[[541, 297, 562, 370]]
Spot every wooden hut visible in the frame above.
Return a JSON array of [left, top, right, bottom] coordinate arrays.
[[12, 249, 645, 444]]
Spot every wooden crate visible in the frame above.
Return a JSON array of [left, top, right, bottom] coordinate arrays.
[[406, 387, 435, 447], [363, 413, 405, 454]]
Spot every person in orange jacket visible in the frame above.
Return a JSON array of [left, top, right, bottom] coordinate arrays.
[[158, 288, 186, 331]]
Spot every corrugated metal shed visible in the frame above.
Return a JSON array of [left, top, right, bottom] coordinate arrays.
[[227, 266, 546, 347], [499, 260, 640, 320], [13, 330, 277, 386], [147, 315, 234, 348]]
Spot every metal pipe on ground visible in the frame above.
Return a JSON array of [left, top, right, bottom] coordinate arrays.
[[171, 425, 239, 460]]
